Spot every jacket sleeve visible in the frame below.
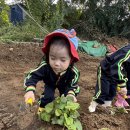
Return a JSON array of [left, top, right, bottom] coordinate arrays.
[[110, 51, 130, 88], [24, 60, 47, 92], [68, 66, 80, 96]]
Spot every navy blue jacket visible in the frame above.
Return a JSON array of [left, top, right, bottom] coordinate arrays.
[[24, 60, 80, 95], [100, 44, 130, 87]]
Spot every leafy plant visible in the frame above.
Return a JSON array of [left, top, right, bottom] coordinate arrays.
[[39, 95, 82, 130], [108, 107, 128, 115], [0, 19, 46, 43]]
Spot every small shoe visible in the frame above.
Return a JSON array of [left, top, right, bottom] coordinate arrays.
[[37, 107, 44, 115], [88, 101, 98, 112], [102, 101, 112, 107]]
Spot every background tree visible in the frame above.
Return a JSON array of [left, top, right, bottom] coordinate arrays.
[[0, 0, 10, 27], [2, 0, 129, 41], [25, 0, 66, 31], [74, 0, 130, 39], [24, 0, 82, 32]]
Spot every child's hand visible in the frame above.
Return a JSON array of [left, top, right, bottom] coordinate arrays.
[[24, 91, 35, 104], [67, 94, 77, 102], [118, 87, 127, 96]]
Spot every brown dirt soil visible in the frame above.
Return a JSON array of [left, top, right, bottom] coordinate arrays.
[[0, 39, 130, 130]]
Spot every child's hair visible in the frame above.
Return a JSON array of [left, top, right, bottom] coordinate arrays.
[[45, 36, 72, 62]]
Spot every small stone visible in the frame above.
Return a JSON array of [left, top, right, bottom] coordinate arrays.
[[9, 48, 13, 51]]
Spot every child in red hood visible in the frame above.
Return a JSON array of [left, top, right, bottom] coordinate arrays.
[[24, 29, 80, 110]]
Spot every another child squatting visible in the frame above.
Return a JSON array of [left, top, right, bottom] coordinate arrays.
[[89, 44, 130, 112], [24, 29, 80, 109]]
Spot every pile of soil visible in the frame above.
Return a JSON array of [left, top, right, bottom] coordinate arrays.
[[0, 38, 130, 130]]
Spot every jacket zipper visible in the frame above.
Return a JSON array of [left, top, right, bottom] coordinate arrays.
[[56, 75, 61, 85]]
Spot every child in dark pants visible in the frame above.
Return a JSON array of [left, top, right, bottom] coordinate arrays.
[[24, 29, 80, 112], [89, 44, 130, 112]]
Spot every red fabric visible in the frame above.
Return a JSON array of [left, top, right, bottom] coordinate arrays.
[[42, 32, 79, 62], [107, 44, 118, 53]]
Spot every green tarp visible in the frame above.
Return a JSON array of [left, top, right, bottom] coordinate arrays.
[[78, 41, 107, 57]]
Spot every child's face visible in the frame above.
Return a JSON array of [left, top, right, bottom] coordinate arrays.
[[49, 44, 71, 75]]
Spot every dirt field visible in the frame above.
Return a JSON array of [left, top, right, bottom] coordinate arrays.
[[0, 39, 130, 130]]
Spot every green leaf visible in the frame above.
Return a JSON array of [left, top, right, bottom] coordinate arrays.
[[66, 96, 74, 101], [60, 95, 67, 103], [74, 119, 82, 130], [58, 103, 66, 109], [55, 96, 61, 103], [55, 102, 66, 110], [51, 116, 64, 126], [51, 117, 58, 125], [55, 109, 62, 116], [40, 112, 51, 122], [64, 113, 68, 120], [67, 124, 77, 130], [57, 116, 64, 125], [67, 117, 73, 125], [45, 102, 54, 113], [65, 101, 80, 110], [117, 107, 128, 114], [70, 111, 80, 118], [64, 113, 73, 126]]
